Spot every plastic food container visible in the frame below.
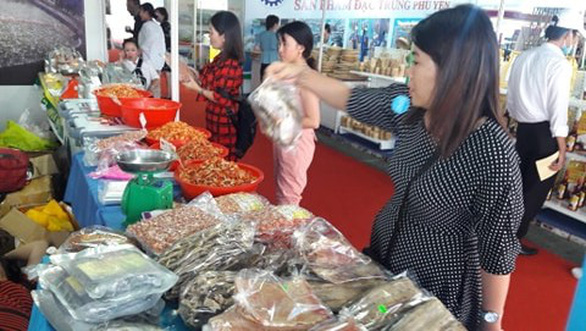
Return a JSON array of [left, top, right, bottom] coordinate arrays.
[[144, 127, 212, 146], [121, 98, 182, 129], [174, 162, 264, 199], [94, 88, 152, 117]]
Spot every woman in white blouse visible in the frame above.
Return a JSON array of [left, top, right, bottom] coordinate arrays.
[[137, 3, 166, 71]]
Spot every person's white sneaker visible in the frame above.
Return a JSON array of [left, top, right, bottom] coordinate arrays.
[[572, 267, 583, 279]]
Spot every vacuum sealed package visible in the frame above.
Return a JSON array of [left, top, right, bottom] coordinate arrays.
[[50, 244, 178, 300], [308, 277, 389, 313], [382, 297, 466, 331], [57, 226, 139, 253], [37, 266, 162, 323], [214, 193, 270, 215], [309, 316, 368, 331], [163, 220, 256, 300], [241, 205, 313, 248], [179, 271, 238, 329], [208, 269, 332, 330], [248, 78, 304, 147], [127, 192, 226, 255], [294, 218, 387, 284], [339, 274, 423, 330]]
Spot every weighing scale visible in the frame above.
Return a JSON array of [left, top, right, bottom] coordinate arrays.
[[116, 150, 175, 225]]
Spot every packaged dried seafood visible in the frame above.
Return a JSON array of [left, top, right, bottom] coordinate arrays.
[[309, 316, 368, 331], [382, 298, 466, 331], [248, 78, 304, 147], [308, 278, 389, 312], [58, 226, 139, 253], [340, 275, 422, 330], [49, 244, 178, 301], [242, 205, 313, 247], [294, 218, 387, 284], [83, 131, 146, 167], [164, 220, 256, 300], [37, 266, 162, 323], [233, 269, 333, 328], [179, 271, 237, 328], [214, 192, 269, 214], [126, 192, 224, 255]]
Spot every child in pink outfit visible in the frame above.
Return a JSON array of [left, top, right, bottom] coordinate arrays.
[[273, 22, 321, 205]]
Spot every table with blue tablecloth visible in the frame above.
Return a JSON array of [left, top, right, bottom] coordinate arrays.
[[28, 152, 188, 331]]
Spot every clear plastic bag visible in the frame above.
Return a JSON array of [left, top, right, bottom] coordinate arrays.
[[89, 165, 135, 181], [126, 192, 226, 255], [165, 220, 256, 300], [339, 273, 423, 330], [242, 205, 313, 248], [381, 297, 466, 331], [179, 271, 238, 329], [214, 193, 270, 215], [248, 78, 304, 147], [309, 316, 368, 331], [49, 244, 178, 300], [98, 180, 129, 206], [83, 131, 147, 168], [232, 269, 333, 328], [37, 266, 162, 323], [57, 226, 139, 253], [293, 218, 387, 284], [308, 277, 390, 313]]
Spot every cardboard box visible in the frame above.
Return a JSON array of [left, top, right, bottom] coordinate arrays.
[[4, 176, 52, 209], [0, 208, 70, 246], [29, 154, 59, 179]]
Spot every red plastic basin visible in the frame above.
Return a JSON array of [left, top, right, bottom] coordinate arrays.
[[94, 88, 152, 117], [174, 162, 264, 200], [121, 98, 181, 129]]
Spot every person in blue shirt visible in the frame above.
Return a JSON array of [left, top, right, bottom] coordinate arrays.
[[255, 15, 280, 81]]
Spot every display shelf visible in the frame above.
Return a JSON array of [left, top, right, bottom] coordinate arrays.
[[349, 71, 407, 84], [338, 125, 395, 150], [543, 199, 586, 225]]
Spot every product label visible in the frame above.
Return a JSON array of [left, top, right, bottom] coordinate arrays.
[[76, 252, 149, 281], [276, 205, 312, 220]]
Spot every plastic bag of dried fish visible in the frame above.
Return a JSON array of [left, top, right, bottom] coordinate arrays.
[[293, 218, 387, 284], [83, 130, 147, 168], [310, 316, 368, 331], [241, 205, 313, 248], [248, 78, 303, 147], [163, 220, 256, 300], [339, 273, 425, 330], [232, 269, 333, 328], [57, 226, 139, 253], [127, 192, 227, 255], [214, 193, 270, 215], [381, 297, 466, 331]]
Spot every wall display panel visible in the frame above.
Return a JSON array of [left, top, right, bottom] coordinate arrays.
[[0, 0, 85, 85]]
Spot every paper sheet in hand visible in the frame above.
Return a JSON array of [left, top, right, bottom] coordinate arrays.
[[536, 151, 560, 181]]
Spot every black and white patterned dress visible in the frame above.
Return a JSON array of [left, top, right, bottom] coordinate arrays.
[[347, 84, 523, 329]]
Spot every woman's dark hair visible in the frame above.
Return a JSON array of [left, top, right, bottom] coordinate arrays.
[[545, 15, 574, 41], [155, 7, 169, 22], [140, 3, 156, 19], [122, 38, 139, 48], [266, 15, 279, 30], [278, 21, 316, 70], [211, 11, 244, 62], [324, 23, 331, 34], [410, 5, 504, 157]]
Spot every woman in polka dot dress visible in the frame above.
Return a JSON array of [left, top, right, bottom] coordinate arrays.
[[268, 5, 522, 331]]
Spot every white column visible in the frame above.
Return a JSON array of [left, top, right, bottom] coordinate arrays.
[[317, 0, 326, 72], [171, 0, 180, 101], [495, 0, 506, 42]]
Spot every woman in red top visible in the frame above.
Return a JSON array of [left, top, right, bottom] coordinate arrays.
[[182, 11, 244, 160]]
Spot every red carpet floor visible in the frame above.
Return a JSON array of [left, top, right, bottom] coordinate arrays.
[[175, 80, 579, 331]]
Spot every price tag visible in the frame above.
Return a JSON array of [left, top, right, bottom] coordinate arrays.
[[139, 112, 147, 129]]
